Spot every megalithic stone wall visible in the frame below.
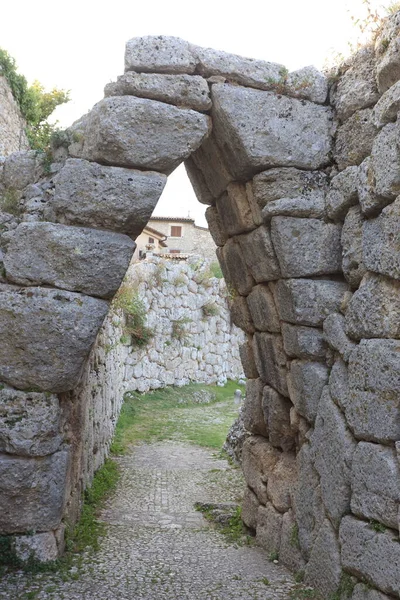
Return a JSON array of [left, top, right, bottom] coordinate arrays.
[[0, 14, 400, 597]]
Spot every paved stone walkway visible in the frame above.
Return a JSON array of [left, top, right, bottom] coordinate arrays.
[[1, 442, 298, 599]]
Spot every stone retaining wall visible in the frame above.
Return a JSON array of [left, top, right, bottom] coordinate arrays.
[[0, 17, 399, 597], [0, 75, 29, 157]]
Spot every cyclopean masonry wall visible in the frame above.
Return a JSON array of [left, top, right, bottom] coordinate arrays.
[[0, 15, 400, 597], [0, 75, 29, 157]]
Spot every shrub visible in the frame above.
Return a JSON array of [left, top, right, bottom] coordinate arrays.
[[201, 302, 220, 318], [171, 316, 192, 343], [113, 283, 153, 348]]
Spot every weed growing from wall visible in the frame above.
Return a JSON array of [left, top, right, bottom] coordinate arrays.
[[201, 302, 220, 318], [171, 316, 192, 344], [0, 188, 22, 217], [112, 283, 153, 348]]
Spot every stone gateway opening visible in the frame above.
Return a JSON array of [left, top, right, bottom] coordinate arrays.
[[0, 25, 400, 599]]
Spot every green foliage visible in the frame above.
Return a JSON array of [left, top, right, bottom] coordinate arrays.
[[194, 504, 253, 546], [171, 316, 192, 343], [113, 283, 153, 348], [294, 570, 305, 583], [0, 188, 21, 217], [369, 519, 386, 533], [201, 302, 220, 318], [209, 261, 223, 279], [0, 48, 70, 151], [290, 523, 300, 548], [268, 550, 279, 561], [172, 273, 187, 286], [329, 573, 356, 600], [387, 2, 400, 14]]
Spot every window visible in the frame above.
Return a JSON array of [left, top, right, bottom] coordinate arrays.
[[170, 225, 182, 237], [169, 249, 181, 254], [148, 236, 155, 244]]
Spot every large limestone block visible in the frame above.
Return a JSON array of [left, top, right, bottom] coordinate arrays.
[[267, 452, 296, 513], [229, 296, 255, 334], [376, 30, 400, 93], [256, 502, 283, 554], [15, 532, 59, 563], [239, 340, 259, 379], [287, 361, 328, 424], [51, 159, 166, 237], [333, 47, 379, 122], [0, 450, 68, 533], [205, 206, 228, 247], [186, 132, 234, 199], [242, 378, 268, 437], [271, 217, 342, 277], [252, 168, 327, 211], [125, 36, 196, 74], [217, 238, 255, 296], [339, 516, 400, 597], [352, 584, 392, 600], [262, 386, 295, 452], [326, 166, 359, 221], [310, 388, 356, 527], [334, 108, 378, 171], [373, 80, 400, 127], [211, 84, 333, 179], [216, 184, 255, 236], [252, 333, 288, 397], [293, 444, 325, 559], [351, 442, 400, 530], [274, 279, 348, 326], [104, 72, 211, 112], [3, 151, 44, 190], [0, 387, 62, 456], [82, 96, 211, 174], [241, 436, 280, 505], [237, 226, 281, 283], [304, 519, 342, 596], [184, 156, 214, 205], [261, 192, 326, 220], [357, 157, 384, 216], [346, 273, 400, 339], [329, 357, 349, 411], [279, 510, 305, 572], [341, 205, 367, 288], [281, 323, 326, 360], [363, 197, 400, 280], [371, 123, 400, 202], [285, 66, 328, 104], [3, 222, 134, 299], [0, 286, 108, 393], [241, 486, 260, 531], [323, 313, 356, 362], [246, 284, 280, 333], [347, 340, 400, 443]]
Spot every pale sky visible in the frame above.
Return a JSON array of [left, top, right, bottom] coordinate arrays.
[[0, 0, 391, 226]]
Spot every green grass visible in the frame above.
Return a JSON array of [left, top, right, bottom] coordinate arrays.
[[110, 381, 245, 454]]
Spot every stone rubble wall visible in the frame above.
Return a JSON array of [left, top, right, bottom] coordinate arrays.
[[0, 75, 29, 156], [0, 21, 399, 597]]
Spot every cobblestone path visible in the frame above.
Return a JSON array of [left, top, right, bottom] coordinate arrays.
[[1, 442, 298, 599]]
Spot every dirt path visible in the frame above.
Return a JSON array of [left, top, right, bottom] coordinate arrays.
[[1, 442, 298, 600]]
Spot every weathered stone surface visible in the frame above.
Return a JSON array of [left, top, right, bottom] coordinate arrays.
[[340, 516, 400, 597], [352, 583, 392, 600], [241, 436, 279, 505], [3, 151, 44, 190], [333, 47, 380, 122], [244, 181, 264, 227], [262, 386, 295, 452], [357, 157, 383, 216], [191, 44, 285, 91], [82, 96, 210, 174], [256, 502, 283, 554], [184, 156, 214, 206], [286, 66, 328, 104], [0, 76, 29, 156], [346, 273, 400, 339], [242, 378, 268, 437], [305, 519, 342, 596], [376, 32, 400, 94], [216, 184, 255, 236], [290, 406, 311, 447], [351, 441, 400, 530], [371, 123, 400, 203], [310, 388, 356, 527], [373, 80, 400, 127], [287, 361, 328, 424], [0, 450, 68, 533], [205, 206, 228, 247], [3, 222, 134, 299], [51, 159, 166, 237], [15, 532, 59, 563], [267, 452, 296, 513], [281, 323, 326, 360], [329, 357, 349, 411], [104, 72, 211, 111], [262, 192, 326, 220], [274, 279, 348, 326], [0, 387, 62, 456], [211, 84, 333, 179], [125, 36, 196, 74], [271, 217, 342, 277], [341, 205, 367, 288], [347, 340, 400, 443], [252, 168, 327, 210], [246, 284, 280, 333], [252, 333, 288, 397], [0, 286, 108, 393], [363, 197, 400, 280], [293, 444, 325, 559], [229, 295, 255, 334], [241, 486, 260, 531], [279, 510, 305, 572], [323, 313, 356, 362], [187, 132, 234, 199], [334, 108, 378, 171], [238, 226, 281, 283], [326, 166, 359, 221], [239, 340, 259, 379], [217, 238, 255, 296]]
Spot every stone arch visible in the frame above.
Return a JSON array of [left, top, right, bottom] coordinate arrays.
[[1, 28, 400, 598]]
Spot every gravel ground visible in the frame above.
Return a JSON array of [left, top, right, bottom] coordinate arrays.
[[0, 442, 298, 600]]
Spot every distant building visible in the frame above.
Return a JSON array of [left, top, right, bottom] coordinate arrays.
[[134, 216, 217, 261], [132, 225, 168, 261]]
